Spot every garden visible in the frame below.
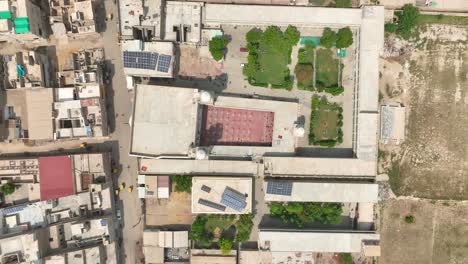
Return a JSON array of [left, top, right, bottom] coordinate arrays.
[[189, 214, 254, 254], [243, 25, 300, 90], [269, 202, 343, 228], [309, 96, 343, 147]]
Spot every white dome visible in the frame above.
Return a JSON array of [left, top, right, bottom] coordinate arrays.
[[200, 91, 212, 103], [294, 126, 305, 137], [195, 149, 207, 160]]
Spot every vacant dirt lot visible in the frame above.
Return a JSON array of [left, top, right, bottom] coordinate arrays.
[[178, 44, 223, 78], [380, 24, 468, 199], [380, 199, 468, 264], [145, 188, 193, 227]]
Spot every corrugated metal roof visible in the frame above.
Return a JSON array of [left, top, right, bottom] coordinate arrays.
[[157, 175, 169, 187], [0, 11, 11, 19], [14, 17, 29, 34]]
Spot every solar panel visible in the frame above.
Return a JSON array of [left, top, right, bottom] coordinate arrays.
[[201, 185, 211, 193], [266, 181, 293, 196], [198, 199, 226, 211], [220, 187, 247, 212], [123, 51, 158, 70], [157, 54, 171, 72]]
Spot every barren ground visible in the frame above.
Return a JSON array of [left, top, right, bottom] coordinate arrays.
[[379, 24, 468, 200]]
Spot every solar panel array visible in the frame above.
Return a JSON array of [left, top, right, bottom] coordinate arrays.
[[201, 185, 211, 193], [123, 51, 158, 70], [157, 54, 171, 73], [266, 181, 293, 196], [220, 187, 247, 212], [198, 199, 226, 211]]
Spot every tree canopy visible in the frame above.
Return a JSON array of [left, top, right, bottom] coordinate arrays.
[[170, 175, 192, 193], [0, 182, 15, 195], [284, 25, 301, 46], [219, 238, 233, 255], [396, 4, 420, 39], [235, 214, 254, 242], [269, 202, 343, 228], [209, 36, 229, 61], [320, 28, 337, 48], [246, 28, 262, 43], [336, 27, 353, 48]]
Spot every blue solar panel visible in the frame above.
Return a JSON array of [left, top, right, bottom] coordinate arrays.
[[266, 181, 293, 196], [198, 199, 226, 211], [123, 51, 158, 70], [157, 54, 171, 72], [220, 187, 247, 212]]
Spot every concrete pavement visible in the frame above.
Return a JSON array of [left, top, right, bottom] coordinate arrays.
[[101, 0, 142, 263]]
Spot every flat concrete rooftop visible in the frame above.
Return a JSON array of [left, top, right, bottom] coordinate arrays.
[[264, 180, 378, 203], [192, 177, 252, 214], [130, 85, 199, 157]]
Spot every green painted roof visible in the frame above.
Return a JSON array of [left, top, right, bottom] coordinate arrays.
[[0, 11, 11, 19], [14, 17, 29, 34]]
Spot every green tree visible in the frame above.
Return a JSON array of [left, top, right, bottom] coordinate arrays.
[[209, 36, 229, 61], [171, 175, 192, 193], [405, 215, 415, 224], [0, 182, 15, 195], [236, 214, 254, 242], [385, 23, 397, 33], [218, 238, 233, 255], [190, 216, 207, 241], [340, 253, 354, 264], [320, 28, 337, 48], [396, 4, 420, 39], [335, 0, 352, 8], [285, 202, 304, 214], [336, 27, 353, 48], [284, 25, 300, 46], [261, 26, 284, 46], [246, 28, 262, 43]]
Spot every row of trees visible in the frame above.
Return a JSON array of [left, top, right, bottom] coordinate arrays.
[[269, 202, 343, 228], [385, 4, 420, 39], [320, 27, 353, 49]]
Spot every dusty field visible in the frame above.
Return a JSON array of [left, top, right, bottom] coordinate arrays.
[[145, 187, 193, 227], [178, 45, 223, 78], [380, 199, 468, 264], [379, 24, 468, 199]]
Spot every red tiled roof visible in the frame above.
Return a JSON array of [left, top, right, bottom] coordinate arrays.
[[200, 105, 274, 146], [39, 156, 74, 201]]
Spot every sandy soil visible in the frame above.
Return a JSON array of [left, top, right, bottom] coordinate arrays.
[[380, 199, 468, 264], [145, 184, 193, 226], [178, 44, 223, 78], [379, 24, 468, 200]]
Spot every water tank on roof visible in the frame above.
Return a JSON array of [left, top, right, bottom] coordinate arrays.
[[195, 148, 207, 160], [199, 91, 212, 104], [294, 125, 305, 137]]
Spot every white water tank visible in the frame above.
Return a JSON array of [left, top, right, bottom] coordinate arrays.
[[199, 91, 212, 104], [294, 126, 305, 137], [195, 148, 207, 160]]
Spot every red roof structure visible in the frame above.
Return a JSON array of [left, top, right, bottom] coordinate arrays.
[[200, 105, 274, 146], [39, 156, 74, 201]]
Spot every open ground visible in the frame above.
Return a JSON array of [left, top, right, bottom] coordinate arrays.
[[379, 24, 468, 200]]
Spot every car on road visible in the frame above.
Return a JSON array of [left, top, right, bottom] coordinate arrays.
[[116, 209, 122, 221]]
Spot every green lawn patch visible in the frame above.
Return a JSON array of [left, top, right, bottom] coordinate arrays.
[[309, 96, 343, 147], [315, 48, 344, 95], [243, 26, 300, 90], [416, 14, 468, 26], [190, 214, 254, 248], [295, 42, 315, 90], [269, 202, 343, 228]]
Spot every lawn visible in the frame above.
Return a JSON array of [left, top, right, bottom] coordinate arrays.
[[315, 48, 339, 90], [309, 96, 343, 147], [295, 43, 315, 90], [416, 14, 468, 26], [313, 107, 338, 140], [243, 26, 300, 90]]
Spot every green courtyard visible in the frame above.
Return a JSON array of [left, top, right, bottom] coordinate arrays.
[[309, 96, 343, 147]]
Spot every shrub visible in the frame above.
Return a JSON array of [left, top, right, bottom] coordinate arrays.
[[335, 0, 352, 8], [190, 216, 207, 241], [284, 25, 301, 46], [236, 214, 254, 242], [396, 4, 420, 39], [405, 215, 415, 224], [219, 238, 233, 255], [320, 28, 337, 48], [336, 27, 353, 49], [340, 253, 354, 264], [246, 28, 262, 43], [0, 182, 15, 195], [385, 23, 397, 33], [269, 202, 343, 227], [209, 36, 229, 61], [325, 86, 344, 96], [171, 175, 192, 193]]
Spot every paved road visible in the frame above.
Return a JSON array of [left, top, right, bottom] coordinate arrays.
[[101, 0, 143, 263]]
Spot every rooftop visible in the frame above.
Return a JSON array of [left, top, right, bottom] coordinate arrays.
[[39, 156, 74, 201], [259, 230, 380, 253], [380, 103, 406, 144], [263, 180, 379, 203], [191, 177, 252, 214], [121, 40, 174, 78], [164, 1, 202, 43]]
